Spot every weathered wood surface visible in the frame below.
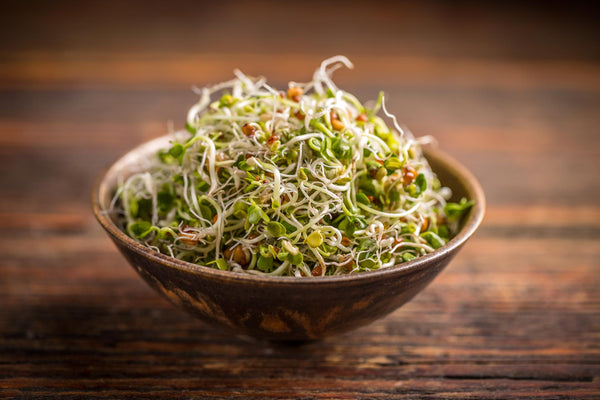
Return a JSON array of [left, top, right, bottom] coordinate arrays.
[[1, 1, 599, 398]]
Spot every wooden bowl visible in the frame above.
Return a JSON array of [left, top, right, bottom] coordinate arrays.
[[92, 135, 485, 340]]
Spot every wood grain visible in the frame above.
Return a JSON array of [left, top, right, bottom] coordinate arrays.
[[1, 1, 599, 398]]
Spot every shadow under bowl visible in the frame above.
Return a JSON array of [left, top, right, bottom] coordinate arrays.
[[92, 135, 485, 341]]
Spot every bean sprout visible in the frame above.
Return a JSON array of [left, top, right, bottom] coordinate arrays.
[[113, 56, 473, 277]]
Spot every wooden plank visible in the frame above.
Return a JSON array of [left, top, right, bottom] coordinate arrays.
[[1, 53, 599, 90], [1, 0, 598, 60]]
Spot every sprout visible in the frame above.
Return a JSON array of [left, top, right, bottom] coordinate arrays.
[[113, 56, 472, 277]]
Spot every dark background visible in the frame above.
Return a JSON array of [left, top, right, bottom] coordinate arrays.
[[1, 1, 599, 398]]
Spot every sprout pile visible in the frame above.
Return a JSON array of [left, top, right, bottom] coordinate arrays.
[[113, 56, 473, 277]]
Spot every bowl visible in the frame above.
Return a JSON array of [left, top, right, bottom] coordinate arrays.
[[92, 135, 485, 341]]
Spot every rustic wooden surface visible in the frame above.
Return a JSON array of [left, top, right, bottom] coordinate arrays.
[[1, 1, 599, 398]]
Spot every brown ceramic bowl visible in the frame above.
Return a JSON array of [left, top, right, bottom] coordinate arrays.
[[92, 135, 485, 341]]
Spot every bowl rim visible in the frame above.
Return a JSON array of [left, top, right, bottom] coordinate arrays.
[[92, 135, 485, 287]]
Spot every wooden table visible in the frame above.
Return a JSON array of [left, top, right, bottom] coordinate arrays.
[[1, 1, 599, 398]]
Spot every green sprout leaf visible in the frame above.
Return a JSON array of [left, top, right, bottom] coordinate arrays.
[[233, 201, 248, 219], [421, 231, 445, 249], [257, 254, 274, 272], [356, 192, 370, 205], [358, 258, 377, 269], [266, 221, 286, 237], [157, 189, 174, 212], [306, 230, 324, 248], [444, 198, 474, 222], [288, 252, 303, 266], [128, 221, 154, 239], [415, 173, 427, 194], [402, 253, 416, 262], [196, 180, 210, 192], [212, 259, 228, 271], [281, 221, 297, 234], [168, 143, 185, 164], [384, 156, 403, 172], [247, 205, 262, 225]]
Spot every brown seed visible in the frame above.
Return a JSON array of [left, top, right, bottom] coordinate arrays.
[[280, 193, 291, 204], [266, 135, 279, 145], [367, 195, 375, 203], [343, 259, 355, 272], [356, 113, 368, 122], [402, 165, 417, 186], [294, 110, 305, 120], [212, 214, 218, 224], [341, 236, 352, 246], [287, 86, 303, 102], [180, 237, 197, 246], [242, 123, 257, 137], [224, 245, 249, 267], [331, 119, 345, 131], [393, 238, 404, 247], [311, 264, 323, 277], [421, 217, 429, 232], [330, 111, 345, 130], [179, 227, 198, 246], [233, 246, 249, 266]]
